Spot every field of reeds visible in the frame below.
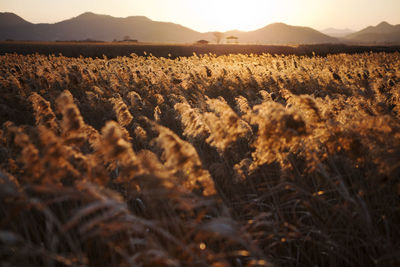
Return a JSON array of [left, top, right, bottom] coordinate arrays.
[[0, 52, 399, 266]]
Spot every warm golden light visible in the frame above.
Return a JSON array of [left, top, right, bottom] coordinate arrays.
[[199, 243, 206, 250], [189, 0, 278, 32], [2, 0, 400, 33]]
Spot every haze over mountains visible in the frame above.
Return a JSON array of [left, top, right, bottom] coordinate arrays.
[[345, 21, 400, 44], [321, 28, 355, 38], [0, 12, 399, 45]]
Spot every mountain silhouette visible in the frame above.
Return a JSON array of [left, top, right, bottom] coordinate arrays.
[[345, 21, 400, 44], [0, 12, 36, 40], [0, 12, 202, 42], [231, 23, 338, 44], [1, 12, 338, 44], [0, 12, 31, 26]]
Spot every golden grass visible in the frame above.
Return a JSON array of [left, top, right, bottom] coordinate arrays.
[[0, 52, 399, 266]]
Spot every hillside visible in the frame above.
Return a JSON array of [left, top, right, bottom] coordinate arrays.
[[0, 12, 32, 26], [236, 23, 338, 44], [0, 12, 203, 43], [345, 21, 400, 44], [1, 12, 339, 44], [0, 12, 35, 40]]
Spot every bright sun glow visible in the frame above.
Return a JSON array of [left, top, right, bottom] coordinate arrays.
[[2, 0, 400, 33], [187, 0, 281, 32]]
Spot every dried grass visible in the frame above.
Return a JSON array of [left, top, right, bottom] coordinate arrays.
[[1, 52, 399, 266]]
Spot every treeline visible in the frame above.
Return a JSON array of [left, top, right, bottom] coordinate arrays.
[[1, 41, 400, 58]]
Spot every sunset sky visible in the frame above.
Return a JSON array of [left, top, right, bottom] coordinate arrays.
[[1, 0, 400, 32]]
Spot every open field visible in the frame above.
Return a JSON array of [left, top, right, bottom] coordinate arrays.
[[0, 52, 400, 266], [1, 41, 400, 58]]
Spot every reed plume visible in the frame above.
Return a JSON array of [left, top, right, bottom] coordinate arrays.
[[204, 97, 252, 152], [153, 124, 216, 196], [109, 96, 133, 127], [28, 92, 59, 131]]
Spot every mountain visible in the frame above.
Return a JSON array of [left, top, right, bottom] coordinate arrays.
[[234, 23, 338, 44], [322, 27, 354, 38], [0, 12, 35, 40], [0, 12, 31, 26], [0, 12, 202, 43], [345, 22, 400, 44], [0, 12, 339, 44]]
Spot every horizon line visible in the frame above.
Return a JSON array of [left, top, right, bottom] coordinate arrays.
[[3, 10, 398, 33]]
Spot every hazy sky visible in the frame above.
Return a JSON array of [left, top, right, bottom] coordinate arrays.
[[1, 0, 400, 32]]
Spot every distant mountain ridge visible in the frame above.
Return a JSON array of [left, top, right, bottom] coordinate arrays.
[[239, 23, 338, 44], [345, 21, 400, 44], [0, 12, 203, 43], [0, 12, 338, 44], [1, 12, 399, 45]]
